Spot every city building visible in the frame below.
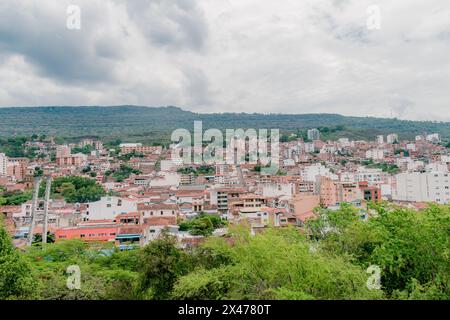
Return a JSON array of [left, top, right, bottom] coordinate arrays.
[[394, 171, 449, 204], [376, 135, 384, 144], [386, 133, 399, 144], [82, 196, 138, 221], [307, 129, 321, 141], [0, 153, 8, 176]]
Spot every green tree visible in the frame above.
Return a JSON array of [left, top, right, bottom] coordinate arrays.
[[45, 176, 106, 203], [172, 227, 382, 300], [59, 182, 76, 199], [305, 203, 450, 299], [24, 240, 139, 300], [178, 214, 225, 236], [0, 190, 33, 205], [0, 220, 38, 299], [137, 232, 191, 299]]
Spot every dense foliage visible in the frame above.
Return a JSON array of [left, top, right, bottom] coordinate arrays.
[[0, 219, 38, 299], [306, 203, 450, 299], [0, 137, 28, 158], [361, 160, 400, 174], [177, 165, 215, 176], [179, 214, 226, 236], [71, 145, 94, 155], [106, 165, 142, 182], [0, 189, 33, 206], [0, 203, 449, 300], [39, 176, 106, 203]]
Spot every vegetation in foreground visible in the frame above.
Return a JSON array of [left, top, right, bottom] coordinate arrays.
[[0, 203, 449, 300]]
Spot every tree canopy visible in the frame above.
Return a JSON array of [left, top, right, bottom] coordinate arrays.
[[1, 203, 449, 300]]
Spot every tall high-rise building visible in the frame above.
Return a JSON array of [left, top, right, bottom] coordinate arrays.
[[307, 129, 321, 141], [426, 133, 440, 143], [394, 171, 450, 204], [386, 133, 399, 144], [0, 153, 7, 176], [56, 145, 71, 158], [376, 135, 384, 144]]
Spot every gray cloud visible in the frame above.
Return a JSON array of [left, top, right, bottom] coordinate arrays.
[[126, 0, 208, 51], [0, 0, 449, 121], [0, 1, 125, 84]]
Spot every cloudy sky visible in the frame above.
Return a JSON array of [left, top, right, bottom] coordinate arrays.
[[0, 0, 449, 120]]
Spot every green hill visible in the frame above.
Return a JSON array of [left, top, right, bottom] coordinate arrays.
[[0, 106, 448, 143]]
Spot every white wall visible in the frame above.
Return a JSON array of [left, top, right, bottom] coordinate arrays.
[[394, 172, 449, 204], [83, 196, 137, 221]]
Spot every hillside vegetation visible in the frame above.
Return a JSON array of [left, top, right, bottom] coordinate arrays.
[[1, 203, 449, 300], [0, 106, 449, 144]]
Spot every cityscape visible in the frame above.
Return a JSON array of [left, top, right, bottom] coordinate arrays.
[[0, 0, 449, 310], [0, 122, 449, 301]]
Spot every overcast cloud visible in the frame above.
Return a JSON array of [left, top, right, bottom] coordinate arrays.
[[0, 0, 449, 120]]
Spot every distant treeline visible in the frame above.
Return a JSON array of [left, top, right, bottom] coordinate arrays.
[[0, 106, 449, 144]]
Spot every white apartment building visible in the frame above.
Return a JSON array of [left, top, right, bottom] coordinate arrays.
[[407, 161, 425, 171], [376, 135, 384, 144], [426, 163, 448, 172], [406, 143, 416, 152], [394, 172, 450, 204], [426, 133, 440, 143], [119, 143, 142, 148], [56, 145, 71, 158], [366, 149, 384, 161], [338, 138, 350, 147], [304, 142, 315, 153], [320, 145, 336, 154], [160, 159, 181, 171], [0, 153, 7, 176], [134, 177, 151, 187], [307, 129, 321, 141], [386, 133, 399, 144], [428, 172, 450, 204], [339, 172, 355, 182], [83, 196, 138, 221], [139, 203, 179, 219], [356, 167, 384, 185], [260, 181, 296, 198], [300, 164, 337, 182], [149, 172, 180, 187]]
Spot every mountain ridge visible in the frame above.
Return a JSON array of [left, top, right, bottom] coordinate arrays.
[[0, 106, 448, 143]]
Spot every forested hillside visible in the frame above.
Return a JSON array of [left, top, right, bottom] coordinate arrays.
[[0, 106, 449, 144]]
